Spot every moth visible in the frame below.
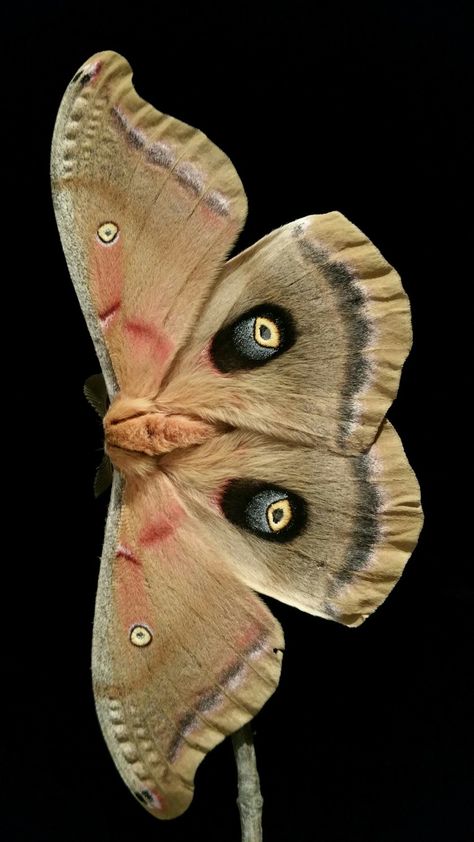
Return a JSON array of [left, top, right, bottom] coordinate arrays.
[[51, 51, 423, 820]]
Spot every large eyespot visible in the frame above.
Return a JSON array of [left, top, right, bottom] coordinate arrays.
[[221, 480, 307, 542], [210, 304, 295, 373], [97, 222, 119, 244], [129, 624, 153, 647]]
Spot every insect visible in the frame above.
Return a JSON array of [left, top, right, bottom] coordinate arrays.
[[51, 51, 423, 820]]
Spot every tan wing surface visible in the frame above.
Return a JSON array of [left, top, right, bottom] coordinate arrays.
[[160, 420, 422, 627], [93, 473, 283, 819], [158, 213, 411, 454], [51, 50, 247, 398]]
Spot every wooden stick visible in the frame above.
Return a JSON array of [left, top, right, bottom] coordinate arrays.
[[232, 724, 263, 842]]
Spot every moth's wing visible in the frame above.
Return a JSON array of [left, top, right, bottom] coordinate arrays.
[[52, 54, 269, 821], [93, 472, 283, 819], [154, 213, 423, 623], [161, 419, 423, 628], [51, 51, 247, 398], [159, 213, 411, 454]]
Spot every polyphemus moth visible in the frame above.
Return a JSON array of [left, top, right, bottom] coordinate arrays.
[[51, 51, 423, 821]]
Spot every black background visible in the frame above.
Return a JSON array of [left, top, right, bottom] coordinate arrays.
[[7, 2, 471, 841]]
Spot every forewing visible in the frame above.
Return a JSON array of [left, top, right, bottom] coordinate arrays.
[[160, 420, 423, 627], [51, 51, 247, 397], [158, 213, 412, 454], [93, 472, 283, 819]]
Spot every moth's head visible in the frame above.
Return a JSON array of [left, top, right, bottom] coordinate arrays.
[[104, 391, 218, 473], [103, 393, 158, 477]]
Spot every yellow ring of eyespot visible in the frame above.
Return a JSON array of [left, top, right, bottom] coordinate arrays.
[[130, 624, 153, 647], [97, 222, 119, 244], [266, 498, 292, 532], [254, 316, 280, 349]]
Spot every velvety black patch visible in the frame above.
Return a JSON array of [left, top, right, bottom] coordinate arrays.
[[79, 72, 92, 86], [210, 304, 296, 373], [72, 70, 82, 83], [221, 479, 307, 542]]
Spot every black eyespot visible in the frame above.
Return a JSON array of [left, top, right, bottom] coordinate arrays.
[[210, 304, 296, 373], [221, 480, 307, 542]]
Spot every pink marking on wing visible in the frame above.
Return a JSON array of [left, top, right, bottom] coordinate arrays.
[[99, 300, 121, 331], [235, 622, 268, 654], [144, 788, 164, 812], [115, 541, 153, 632], [211, 480, 230, 513], [116, 543, 140, 564], [124, 319, 174, 367], [124, 319, 156, 343], [140, 519, 174, 545], [91, 239, 124, 329], [245, 633, 270, 660], [199, 339, 223, 375], [139, 503, 184, 546], [88, 60, 102, 83]]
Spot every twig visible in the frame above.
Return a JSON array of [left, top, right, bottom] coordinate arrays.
[[232, 723, 263, 842]]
